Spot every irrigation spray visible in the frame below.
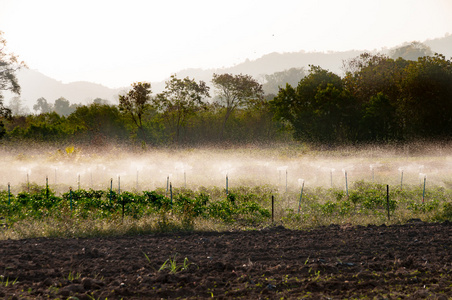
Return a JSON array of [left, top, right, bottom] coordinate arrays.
[[399, 168, 404, 190], [170, 183, 173, 204], [77, 173, 81, 190], [422, 174, 427, 203], [69, 187, 73, 211], [7, 182, 10, 205], [370, 165, 374, 182], [330, 168, 335, 188], [46, 176, 49, 200], [297, 179, 304, 213], [109, 178, 113, 205], [343, 169, 349, 198], [226, 174, 229, 196]]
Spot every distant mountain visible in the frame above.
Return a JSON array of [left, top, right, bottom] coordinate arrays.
[[3, 68, 124, 111], [175, 49, 364, 88], [4, 34, 452, 111], [424, 33, 452, 57]]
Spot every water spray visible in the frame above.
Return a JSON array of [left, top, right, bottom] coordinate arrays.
[[421, 173, 426, 203], [8, 182, 11, 205], [77, 173, 81, 190], [117, 175, 121, 194], [55, 167, 57, 185], [46, 176, 49, 200], [286, 169, 288, 193], [87, 168, 93, 188], [170, 182, 173, 204], [226, 174, 229, 196], [109, 178, 113, 205], [342, 169, 349, 199], [136, 169, 139, 191], [27, 172, 30, 193], [297, 179, 305, 213], [330, 168, 335, 188], [69, 187, 73, 211], [370, 165, 374, 182], [398, 168, 404, 190], [277, 166, 288, 192]]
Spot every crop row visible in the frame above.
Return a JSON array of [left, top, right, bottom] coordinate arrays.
[[0, 181, 451, 237]]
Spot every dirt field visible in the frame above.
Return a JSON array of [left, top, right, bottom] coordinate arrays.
[[1, 221, 451, 299]]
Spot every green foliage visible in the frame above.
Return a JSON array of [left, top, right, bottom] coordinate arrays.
[[153, 75, 210, 145], [1, 180, 452, 238], [436, 202, 452, 221], [270, 65, 358, 144], [0, 31, 24, 133], [118, 82, 152, 142]]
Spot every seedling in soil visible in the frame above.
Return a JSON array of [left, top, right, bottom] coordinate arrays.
[[158, 254, 195, 274], [67, 270, 81, 281], [0, 275, 18, 286]]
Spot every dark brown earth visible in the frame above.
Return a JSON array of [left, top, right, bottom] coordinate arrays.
[[1, 221, 451, 299]]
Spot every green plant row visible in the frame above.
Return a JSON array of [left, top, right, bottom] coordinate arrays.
[[0, 186, 271, 230], [0, 181, 451, 238]]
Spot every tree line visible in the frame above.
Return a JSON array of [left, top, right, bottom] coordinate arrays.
[[2, 29, 452, 147], [2, 73, 290, 147]]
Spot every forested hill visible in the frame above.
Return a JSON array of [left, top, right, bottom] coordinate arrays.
[[7, 34, 452, 112]]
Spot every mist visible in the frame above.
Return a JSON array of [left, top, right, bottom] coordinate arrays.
[[2, 144, 452, 195]]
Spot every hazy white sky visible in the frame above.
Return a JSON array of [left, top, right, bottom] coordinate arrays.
[[1, 0, 451, 88]]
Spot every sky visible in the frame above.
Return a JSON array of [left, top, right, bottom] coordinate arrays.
[[1, 0, 452, 88]]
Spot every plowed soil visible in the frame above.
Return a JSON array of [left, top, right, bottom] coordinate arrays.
[[1, 221, 451, 299]]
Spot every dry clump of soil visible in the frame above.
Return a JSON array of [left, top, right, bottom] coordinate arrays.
[[1, 221, 451, 299]]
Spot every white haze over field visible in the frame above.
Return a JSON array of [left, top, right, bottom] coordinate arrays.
[[1, 146, 452, 195]]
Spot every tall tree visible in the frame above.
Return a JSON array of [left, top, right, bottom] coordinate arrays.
[[399, 54, 452, 138], [342, 53, 408, 141], [0, 31, 25, 137], [154, 75, 210, 145], [270, 66, 357, 144], [212, 73, 263, 138], [68, 103, 128, 144], [8, 96, 30, 116], [54, 97, 78, 116], [118, 82, 152, 142], [263, 67, 306, 95], [33, 97, 53, 114]]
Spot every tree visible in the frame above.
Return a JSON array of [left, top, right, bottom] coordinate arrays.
[[263, 68, 306, 95], [118, 82, 152, 142], [54, 97, 77, 116], [0, 31, 25, 138], [154, 75, 210, 145], [359, 93, 397, 142], [342, 53, 408, 140], [211, 73, 263, 138], [33, 97, 53, 114], [8, 96, 30, 116], [390, 41, 433, 61], [270, 66, 357, 144], [399, 54, 452, 138], [92, 97, 110, 105], [68, 103, 128, 145]]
